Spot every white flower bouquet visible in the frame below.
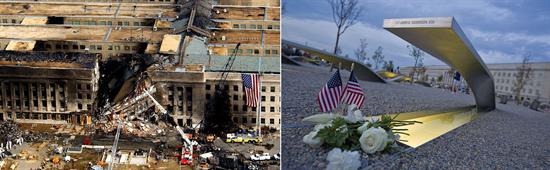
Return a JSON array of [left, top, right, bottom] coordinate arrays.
[[302, 104, 421, 169]]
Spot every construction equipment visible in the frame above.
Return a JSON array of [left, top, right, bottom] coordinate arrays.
[[145, 86, 167, 114], [108, 115, 122, 170], [202, 43, 241, 133], [108, 85, 162, 170], [216, 43, 241, 90], [176, 126, 197, 166]]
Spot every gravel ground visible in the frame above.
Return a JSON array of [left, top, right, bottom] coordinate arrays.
[[281, 63, 550, 169]]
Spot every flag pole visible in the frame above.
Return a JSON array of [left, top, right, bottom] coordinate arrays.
[[332, 64, 342, 117], [257, 55, 262, 139]]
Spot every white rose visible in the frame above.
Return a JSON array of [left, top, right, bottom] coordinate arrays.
[[368, 116, 380, 123], [302, 114, 342, 124], [359, 127, 389, 154], [302, 130, 322, 148], [344, 111, 358, 123], [326, 148, 362, 170], [347, 104, 357, 113], [353, 110, 363, 121], [303, 121, 334, 148], [357, 122, 370, 133], [344, 105, 363, 123]]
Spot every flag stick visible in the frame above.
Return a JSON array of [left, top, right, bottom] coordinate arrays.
[[257, 55, 262, 139]]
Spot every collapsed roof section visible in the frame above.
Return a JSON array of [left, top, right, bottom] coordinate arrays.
[[0, 50, 98, 69]]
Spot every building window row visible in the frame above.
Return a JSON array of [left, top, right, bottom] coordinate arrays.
[[227, 48, 279, 56], [41, 42, 140, 52], [232, 24, 280, 30], [66, 20, 151, 26], [233, 116, 279, 125], [206, 84, 278, 93], [167, 85, 193, 116], [1, 82, 69, 112], [496, 85, 540, 95], [492, 71, 538, 78], [0, 19, 20, 24], [233, 105, 279, 113]]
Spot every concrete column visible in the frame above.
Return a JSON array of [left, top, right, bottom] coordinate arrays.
[[46, 83, 52, 113], [177, 85, 182, 116], [55, 83, 60, 113], [62, 82, 67, 112], [28, 82, 34, 113], [37, 83, 43, 112], [192, 84, 205, 126], [66, 81, 77, 112], [16, 82, 21, 112], [181, 86, 190, 117], [1, 81, 5, 114]]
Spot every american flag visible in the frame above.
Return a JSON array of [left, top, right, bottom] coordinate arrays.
[[341, 71, 365, 108], [317, 69, 343, 112], [242, 73, 260, 107]]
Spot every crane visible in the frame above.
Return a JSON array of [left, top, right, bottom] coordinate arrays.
[[216, 43, 241, 91], [108, 85, 160, 170], [201, 43, 242, 133], [145, 88, 196, 166], [108, 83, 196, 168], [145, 87, 167, 114]]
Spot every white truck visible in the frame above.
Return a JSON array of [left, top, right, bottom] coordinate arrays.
[[250, 153, 271, 161]]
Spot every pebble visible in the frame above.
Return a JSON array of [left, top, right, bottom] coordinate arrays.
[[281, 63, 550, 169]]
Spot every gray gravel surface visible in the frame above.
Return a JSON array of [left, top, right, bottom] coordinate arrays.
[[281, 63, 550, 169]]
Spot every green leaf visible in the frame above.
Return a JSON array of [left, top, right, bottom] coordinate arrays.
[[316, 118, 350, 148]]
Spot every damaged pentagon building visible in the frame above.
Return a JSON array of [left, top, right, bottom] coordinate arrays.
[[0, 0, 280, 133]]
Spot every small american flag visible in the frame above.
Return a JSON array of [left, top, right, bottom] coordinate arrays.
[[317, 69, 343, 112], [242, 73, 260, 107], [341, 71, 365, 108]]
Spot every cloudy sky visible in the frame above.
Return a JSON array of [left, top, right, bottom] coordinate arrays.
[[282, 0, 550, 67]]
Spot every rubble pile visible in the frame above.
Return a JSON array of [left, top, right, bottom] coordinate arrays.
[[95, 69, 176, 139], [89, 50, 183, 140], [0, 121, 47, 143], [0, 51, 98, 68], [98, 120, 168, 138]]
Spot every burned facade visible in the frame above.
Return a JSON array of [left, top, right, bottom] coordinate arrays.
[[0, 0, 280, 131], [0, 51, 99, 124], [144, 70, 280, 129]]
